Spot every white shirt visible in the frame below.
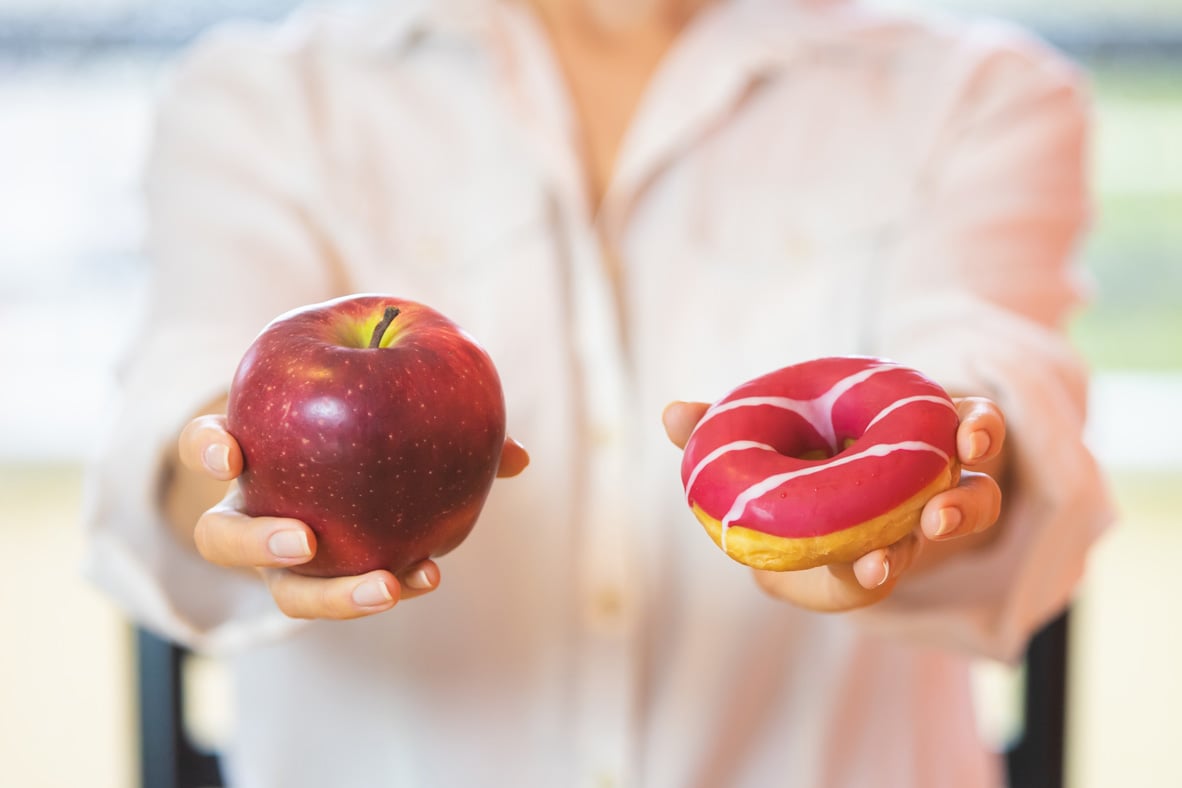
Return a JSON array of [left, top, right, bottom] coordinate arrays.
[[83, 1, 1114, 786]]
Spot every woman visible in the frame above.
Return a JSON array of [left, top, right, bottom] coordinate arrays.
[[85, 0, 1112, 785]]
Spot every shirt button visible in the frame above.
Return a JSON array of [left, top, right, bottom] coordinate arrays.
[[587, 587, 626, 634], [594, 588, 622, 618], [594, 771, 617, 788], [590, 423, 616, 447], [784, 229, 814, 259], [414, 235, 444, 262]]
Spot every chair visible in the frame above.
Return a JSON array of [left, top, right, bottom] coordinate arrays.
[[1005, 609, 1072, 788], [135, 609, 1071, 788], [136, 628, 224, 788]]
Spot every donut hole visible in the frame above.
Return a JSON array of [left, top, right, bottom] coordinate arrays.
[[791, 435, 859, 460], [715, 405, 838, 461], [770, 431, 836, 461]]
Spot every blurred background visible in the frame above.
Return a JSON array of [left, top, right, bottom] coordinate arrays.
[[0, 0, 1178, 786]]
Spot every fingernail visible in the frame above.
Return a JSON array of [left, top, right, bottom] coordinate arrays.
[[203, 443, 229, 474], [352, 579, 394, 607], [267, 530, 311, 559], [968, 430, 991, 462], [936, 507, 963, 537], [405, 568, 433, 590], [876, 557, 891, 587]]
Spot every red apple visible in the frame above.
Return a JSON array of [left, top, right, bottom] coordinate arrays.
[[226, 294, 506, 577]]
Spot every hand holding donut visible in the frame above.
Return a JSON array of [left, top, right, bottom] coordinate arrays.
[[663, 357, 1005, 612]]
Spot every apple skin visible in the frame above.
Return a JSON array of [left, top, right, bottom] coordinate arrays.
[[226, 294, 506, 578]]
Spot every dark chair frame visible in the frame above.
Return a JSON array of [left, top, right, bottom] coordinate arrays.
[[136, 610, 1071, 788], [136, 629, 224, 788], [1005, 609, 1072, 788]]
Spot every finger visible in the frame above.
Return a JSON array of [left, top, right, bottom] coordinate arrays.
[[497, 436, 530, 478], [396, 559, 441, 601], [920, 470, 1003, 540], [178, 414, 243, 481], [662, 401, 711, 450], [263, 568, 400, 620], [954, 397, 1005, 467], [851, 531, 923, 589], [755, 563, 891, 613], [195, 495, 317, 569]]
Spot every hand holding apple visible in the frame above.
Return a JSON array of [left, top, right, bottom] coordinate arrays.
[[178, 414, 527, 618], [222, 294, 516, 581]]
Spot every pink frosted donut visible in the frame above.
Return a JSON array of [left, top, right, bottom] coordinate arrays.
[[681, 357, 961, 571]]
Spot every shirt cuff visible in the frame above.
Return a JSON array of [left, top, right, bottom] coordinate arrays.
[[851, 293, 1116, 663], [81, 329, 307, 655]]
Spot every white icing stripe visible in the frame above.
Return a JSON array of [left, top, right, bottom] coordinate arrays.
[[697, 396, 810, 425], [808, 363, 899, 449], [864, 395, 957, 431], [719, 440, 948, 551], [697, 396, 812, 430], [695, 363, 900, 453], [685, 440, 779, 500]]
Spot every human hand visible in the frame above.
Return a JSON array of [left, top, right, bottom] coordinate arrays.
[[662, 397, 1005, 612], [178, 414, 529, 620]]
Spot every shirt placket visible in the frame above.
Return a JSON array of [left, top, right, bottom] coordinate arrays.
[[487, 9, 642, 785], [486, 4, 795, 784], [562, 207, 642, 788]]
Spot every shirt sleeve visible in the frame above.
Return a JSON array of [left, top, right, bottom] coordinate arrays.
[[82, 26, 347, 654], [850, 27, 1117, 663]]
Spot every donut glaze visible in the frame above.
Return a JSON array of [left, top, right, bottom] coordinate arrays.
[[681, 357, 961, 571]]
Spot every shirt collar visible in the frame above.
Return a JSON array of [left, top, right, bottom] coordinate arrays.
[[363, 0, 870, 230], [368, 0, 860, 54]]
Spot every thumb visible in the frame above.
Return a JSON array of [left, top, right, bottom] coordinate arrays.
[[178, 414, 243, 481], [662, 401, 710, 450]]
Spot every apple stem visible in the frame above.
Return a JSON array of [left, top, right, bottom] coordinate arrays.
[[369, 307, 400, 349]]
